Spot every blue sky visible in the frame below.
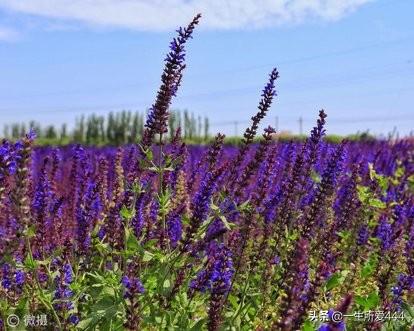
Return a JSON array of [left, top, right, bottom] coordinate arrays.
[[0, 0, 413, 137]]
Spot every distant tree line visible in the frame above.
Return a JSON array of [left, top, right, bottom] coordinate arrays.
[[3, 110, 210, 145]]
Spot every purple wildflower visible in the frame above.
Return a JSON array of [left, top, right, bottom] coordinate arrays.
[[53, 264, 75, 311], [14, 270, 25, 286], [1, 263, 11, 290], [121, 275, 145, 299], [142, 14, 201, 147], [167, 213, 182, 247], [229, 68, 279, 179], [63, 264, 73, 284], [391, 273, 414, 310], [68, 314, 79, 325], [190, 242, 234, 295], [357, 225, 370, 246], [376, 216, 392, 251]]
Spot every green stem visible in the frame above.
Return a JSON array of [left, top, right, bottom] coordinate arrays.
[[179, 295, 195, 329], [158, 134, 164, 195], [25, 237, 62, 329], [230, 268, 252, 324], [123, 190, 138, 274], [158, 134, 171, 252]]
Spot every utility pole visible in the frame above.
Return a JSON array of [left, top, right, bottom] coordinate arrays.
[[299, 116, 303, 135], [274, 116, 279, 132], [234, 121, 238, 137]]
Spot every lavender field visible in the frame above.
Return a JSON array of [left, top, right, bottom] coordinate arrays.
[[1, 14, 414, 331]]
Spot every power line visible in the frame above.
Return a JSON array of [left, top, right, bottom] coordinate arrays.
[[200, 35, 414, 76], [174, 62, 414, 102], [4, 59, 409, 115], [210, 115, 413, 128], [1, 35, 413, 101], [0, 59, 412, 126]]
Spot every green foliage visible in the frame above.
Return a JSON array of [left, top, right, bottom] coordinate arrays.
[[361, 254, 378, 279], [325, 271, 348, 291], [77, 271, 125, 330], [357, 184, 387, 209], [354, 292, 380, 310]]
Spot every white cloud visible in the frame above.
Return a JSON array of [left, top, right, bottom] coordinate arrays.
[[0, 25, 19, 41], [0, 0, 373, 31]]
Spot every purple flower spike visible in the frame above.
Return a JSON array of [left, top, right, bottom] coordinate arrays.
[[14, 270, 25, 286], [122, 275, 145, 299], [69, 314, 79, 325], [142, 14, 201, 147]]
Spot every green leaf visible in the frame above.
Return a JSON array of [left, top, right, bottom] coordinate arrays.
[[238, 200, 252, 212], [143, 251, 154, 262], [93, 296, 117, 312], [14, 297, 29, 318], [228, 294, 239, 310], [354, 295, 365, 306], [148, 166, 160, 173], [302, 320, 314, 331], [355, 291, 379, 310], [100, 286, 116, 298], [310, 170, 321, 184], [368, 163, 389, 193], [401, 302, 414, 319], [120, 205, 135, 220], [368, 163, 376, 180], [394, 166, 405, 179], [190, 318, 207, 330], [131, 181, 143, 194], [178, 292, 188, 308], [325, 272, 342, 291], [163, 279, 171, 289], [24, 225, 36, 238], [357, 185, 370, 202], [220, 215, 235, 230], [196, 217, 214, 240], [155, 316, 163, 324], [125, 227, 140, 252], [369, 198, 386, 209], [145, 149, 153, 161], [210, 203, 220, 212], [337, 230, 351, 240], [361, 254, 378, 278], [24, 253, 37, 270], [157, 189, 171, 209], [77, 317, 97, 330], [366, 292, 380, 309]]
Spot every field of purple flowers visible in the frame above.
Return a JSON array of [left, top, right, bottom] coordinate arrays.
[[1, 14, 414, 331]]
